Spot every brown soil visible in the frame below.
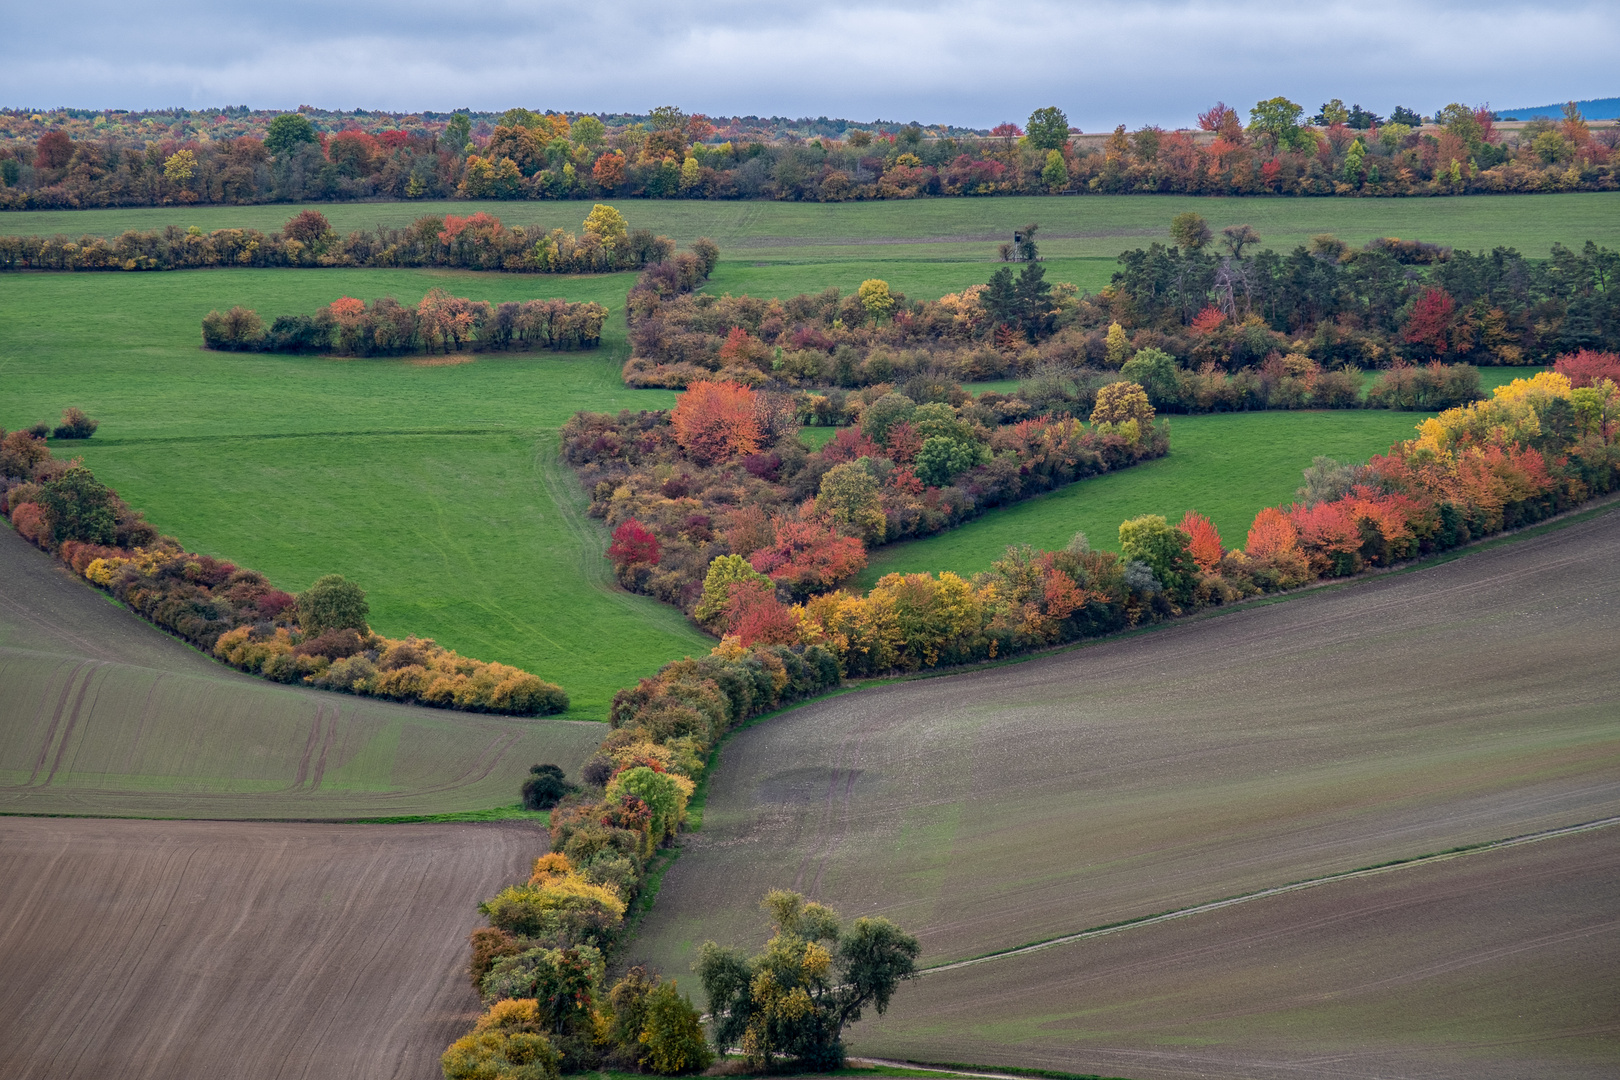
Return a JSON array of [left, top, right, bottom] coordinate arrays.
[[0, 816, 543, 1080]]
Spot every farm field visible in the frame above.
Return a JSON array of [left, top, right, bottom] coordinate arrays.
[[626, 505, 1620, 1072], [0, 526, 602, 818], [858, 824, 1620, 1080], [0, 815, 540, 1080]]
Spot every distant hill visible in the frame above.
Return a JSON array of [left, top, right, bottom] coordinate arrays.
[[1497, 96, 1620, 120]]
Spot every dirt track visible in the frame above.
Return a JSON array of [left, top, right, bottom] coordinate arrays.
[[0, 525, 602, 818], [0, 816, 542, 1080]]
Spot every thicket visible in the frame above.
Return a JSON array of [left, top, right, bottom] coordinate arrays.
[[202, 290, 607, 356], [0, 434, 566, 715], [563, 378, 1166, 615], [2, 99, 1614, 210], [622, 231, 1619, 408], [0, 204, 674, 273]]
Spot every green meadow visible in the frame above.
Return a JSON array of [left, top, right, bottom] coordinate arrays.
[[3, 192, 1612, 717]]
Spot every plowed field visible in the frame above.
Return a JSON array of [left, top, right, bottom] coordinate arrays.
[[628, 506, 1620, 1076], [0, 526, 602, 818], [0, 816, 544, 1080]]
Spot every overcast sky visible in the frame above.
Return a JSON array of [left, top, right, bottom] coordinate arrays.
[[4, 0, 1615, 129]]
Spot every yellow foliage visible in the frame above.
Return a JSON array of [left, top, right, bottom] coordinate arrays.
[[529, 852, 573, 885], [476, 998, 541, 1032]]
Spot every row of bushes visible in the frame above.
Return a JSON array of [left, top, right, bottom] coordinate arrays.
[[0, 205, 674, 274], [202, 291, 608, 356], [0, 432, 566, 715], [448, 640, 846, 1076], [694, 372, 1620, 674], [564, 378, 1166, 617]]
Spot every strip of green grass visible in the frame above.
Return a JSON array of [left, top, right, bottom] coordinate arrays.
[[856, 410, 1423, 587]]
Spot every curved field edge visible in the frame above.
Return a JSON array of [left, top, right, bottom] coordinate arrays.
[[0, 524, 603, 820], [619, 503, 1620, 1039]]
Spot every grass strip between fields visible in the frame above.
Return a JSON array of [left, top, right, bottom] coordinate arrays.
[[916, 815, 1620, 975]]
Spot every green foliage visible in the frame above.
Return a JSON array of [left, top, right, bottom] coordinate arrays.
[[296, 574, 370, 635], [817, 460, 887, 543], [914, 436, 981, 487], [1026, 107, 1071, 151], [521, 764, 572, 811], [1120, 347, 1182, 408], [859, 392, 916, 442], [1248, 97, 1312, 152], [1117, 514, 1197, 600], [608, 766, 686, 843], [696, 889, 920, 1072], [263, 113, 318, 156], [857, 278, 894, 320], [38, 466, 115, 545], [638, 982, 713, 1075], [1041, 149, 1068, 191], [1170, 212, 1212, 252]]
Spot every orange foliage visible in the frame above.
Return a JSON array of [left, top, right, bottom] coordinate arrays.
[[1190, 306, 1225, 335], [671, 381, 762, 465], [723, 580, 801, 647], [1178, 510, 1225, 571], [1244, 506, 1298, 559], [748, 518, 867, 597]]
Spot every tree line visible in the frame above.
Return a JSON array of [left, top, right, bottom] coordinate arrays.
[[0, 431, 567, 715], [0, 204, 675, 273], [203, 290, 607, 356], [3, 100, 1613, 211]]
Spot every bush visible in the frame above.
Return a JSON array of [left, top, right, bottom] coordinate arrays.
[[51, 407, 98, 439], [295, 574, 370, 635], [638, 982, 713, 1075], [521, 764, 573, 810]]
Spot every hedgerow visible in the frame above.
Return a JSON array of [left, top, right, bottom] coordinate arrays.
[[0, 435, 567, 716]]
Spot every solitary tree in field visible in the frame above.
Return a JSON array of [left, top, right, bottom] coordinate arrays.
[[296, 575, 370, 635], [1221, 224, 1261, 259], [1171, 212, 1212, 252]]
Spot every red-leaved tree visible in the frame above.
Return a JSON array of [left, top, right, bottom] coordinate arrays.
[[1554, 349, 1620, 388], [1403, 287, 1457, 357], [724, 580, 800, 646], [671, 381, 762, 466], [608, 518, 660, 568], [1179, 510, 1225, 571], [748, 518, 867, 599]]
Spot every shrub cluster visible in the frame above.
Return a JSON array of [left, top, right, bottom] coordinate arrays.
[[1, 434, 566, 715], [4, 100, 1614, 211], [698, 371, 1620, 673], [202, 290, 606, 356], [563, 378, 1165, 617], [0, 205, 673, 273]]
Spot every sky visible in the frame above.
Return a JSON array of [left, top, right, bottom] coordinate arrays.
[[4, 0, 1616, 130]]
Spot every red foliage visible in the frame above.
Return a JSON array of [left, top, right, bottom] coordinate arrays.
[[1189, 306, 1225, 336], [608, 518, 660, 568], [748, 518, 867, 597], [884, 421, 924, 464], [10, 502, 45, 544], [439, 211, 503, 243], [1553, 349, 1620, 388], [36, 130, 74, 169], [717, 327, 756, 365], [1403, 288, 1457, 356], [818, 426, 882, 464], [671, 381, 762, 466], [1178, 510, 1225, 571], [723, 581, 800, 647]]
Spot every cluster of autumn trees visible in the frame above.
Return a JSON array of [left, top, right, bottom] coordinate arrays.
[[203, 289, 606, 356], [564, 377, 1165, 615], [4, 100, 1615, 210], [678, 366, 1619, 677], [0, 205, 674, 274], [0, 431, 566, 715]]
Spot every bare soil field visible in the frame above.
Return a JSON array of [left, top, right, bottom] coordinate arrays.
[[627, 507, 1620, 1069], [0, 526, 602, 818], [0, 816, 541, 1080], [858, 824, 1620, 1080]]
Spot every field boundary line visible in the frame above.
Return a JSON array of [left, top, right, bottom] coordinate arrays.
[[919, 815, 1620, 975]]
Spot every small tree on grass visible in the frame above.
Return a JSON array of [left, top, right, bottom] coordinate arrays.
[[51, 408, 98, 439], [296, 575, 370, 635], [696, 889, 920, 1072], [521, 764, 573, 810]]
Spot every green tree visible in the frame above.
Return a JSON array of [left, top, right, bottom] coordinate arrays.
[[1120, 347, 1181, 408], [264, 113, 318, 156], [296, 574, 370, 635], [1013, 261, 1053, 340], [1436, 103, 1484, 148], [1040, 148, 1068, 190], [1247, 97, 1308, 151], [443, 113, 472, 154], [695, 890, 920, 1072], [859, 392, 916, 443], [914, 436, 981, 487], [1026, 106, 1070, 151], [1170, 211, 1212, 252], [1312, 99, 1350, 125], [695, 554, 772, 627], [570, 116, 606, 147], [1118, 514, 1197, 600], [638, 981, 713, 1075], [816, 461, 886, 543], [38, 466, 115, 546]]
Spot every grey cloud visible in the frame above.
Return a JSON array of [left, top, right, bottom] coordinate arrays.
[[3, 1, 1615, 127]]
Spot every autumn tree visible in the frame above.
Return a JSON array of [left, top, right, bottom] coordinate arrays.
[[1247, 97, 1310, 152], [695, 554, 772, 626], [1221, 224, 1261, 259], [671, 381, 762, 465], [35, 130, 74, 170], [609, 519, 660, 568], [1404, 287, 1457, 358], [1178, 511, 1225, 571], [296, 574, 370, 635], [857, 279, 895, 321], [283, 209, 333, 247], [817, 461, 886, 543], [38, 466, 116, 546], [582, 203, 629, 249], [1170, 211, 1212, 252], [1091, 380, 1155, 427], [1119, 514, 1197, 600]]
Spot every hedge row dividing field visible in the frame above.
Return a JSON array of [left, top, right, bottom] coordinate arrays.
[[626, 506, 1620, 1075], [0, 527, 603, 818]]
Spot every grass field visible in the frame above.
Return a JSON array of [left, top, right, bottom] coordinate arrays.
[[0, 816, 542, 1080], [0, 526, 604, 818], [625, 507, 1620, 1074]]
